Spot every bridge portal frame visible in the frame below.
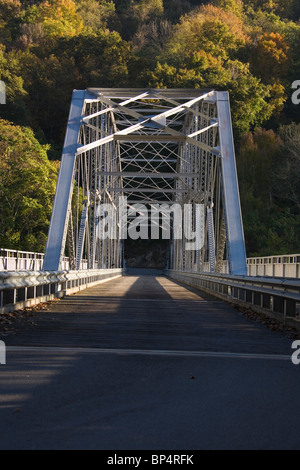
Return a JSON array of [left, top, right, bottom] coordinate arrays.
[[43, 88, 247, 275]]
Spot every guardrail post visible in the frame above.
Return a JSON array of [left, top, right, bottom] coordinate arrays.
[[3, 288, 16, 306], [284, 299, 296, 317], [262, 293, 271, 310], [272, 295, 284, 314]]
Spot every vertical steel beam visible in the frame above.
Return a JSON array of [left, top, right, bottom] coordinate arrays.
[[207, 207, 216, 272], [216, 91, 247, 275], [43, 90, 86, 271]]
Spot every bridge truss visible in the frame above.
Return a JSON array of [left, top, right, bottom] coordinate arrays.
[[43, 88, 247, 275]]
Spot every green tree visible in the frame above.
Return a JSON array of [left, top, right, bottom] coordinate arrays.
[[76, 0, 116, 33], [16, 48, 79, 147], [243, 0, 298, 20], [238, 127, 283, 198], [274, 123, 300, 209], [212, 0, 244, 17], [21, 0, 84, 39], [237, 126, 300, 256], [51, 30, 134, 88], [0, 119, 59, 251], [226, 61, 280, 136], [133, 0, 164, 23], [112, 0, 164, 40], [16, 29, 134, 148], [0, 44, 29, 125], [0, 0, 22, 46], [160, 4, 248, 66], [163, 0, 192, 24], [132, 19, 172, 60]]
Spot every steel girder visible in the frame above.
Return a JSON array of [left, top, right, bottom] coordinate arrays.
[[43, 88, 247, 275]]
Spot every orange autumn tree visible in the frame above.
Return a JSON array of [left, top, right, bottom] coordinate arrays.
[[250, 32, 290, 84]]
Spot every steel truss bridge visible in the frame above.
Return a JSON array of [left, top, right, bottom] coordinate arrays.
[[1, 88, 299, 325], [2, 89, 300, 452], [43, 88, 247, 276]]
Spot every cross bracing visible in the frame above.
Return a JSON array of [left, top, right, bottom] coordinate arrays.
[[43, 88, 247, 275]]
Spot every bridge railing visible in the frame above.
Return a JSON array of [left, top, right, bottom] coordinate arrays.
[[166, 270, 300, 329], [246, 254, 300, 278], [202, 254, 300, 278], [0, 268, 123, 314], [0, 248, 45, 271], [0, 248, 88, 271], [1, 249, 299, 278]]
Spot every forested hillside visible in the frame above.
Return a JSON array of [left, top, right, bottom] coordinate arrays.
[[0, 0, 299, 256]]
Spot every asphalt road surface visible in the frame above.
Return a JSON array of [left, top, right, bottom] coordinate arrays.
[[0, 273, 299, 450]]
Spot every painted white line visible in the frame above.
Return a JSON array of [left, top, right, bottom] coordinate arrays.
[[6, 346, 291, 361], [72, 298, 212, 302]]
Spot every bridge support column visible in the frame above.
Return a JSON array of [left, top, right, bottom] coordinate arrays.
[[43, 90, 87, 271], [216, 91, 247, 276]]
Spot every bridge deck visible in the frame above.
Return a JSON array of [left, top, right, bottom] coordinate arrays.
[[1, 273, 300, 450], [4, 273, 291, 354]]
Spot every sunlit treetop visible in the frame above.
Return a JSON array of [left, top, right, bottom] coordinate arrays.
[[22, 0, 84, 38]]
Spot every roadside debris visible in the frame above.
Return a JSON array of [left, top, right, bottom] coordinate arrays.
[[0, 299, 60, 335], [233, 304, 300, 339]]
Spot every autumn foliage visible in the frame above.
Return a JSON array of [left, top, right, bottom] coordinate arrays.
[[0, 0, 299, 254]]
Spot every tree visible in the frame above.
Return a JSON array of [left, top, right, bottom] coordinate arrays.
[[163, 0, 192, 24], [250, 32, 290, 84], [76, 0, 116, 33], [226, 61, 281, 136], [52, 30, 134, 87], [147, 59, 275, 138], [238, 127, 283, 197], [15, 29, 134, 148], [132, 19, 173, 60], [132, 0, 164, 23], [161, 4, 248, 66], [21, 0, 84, 39], [0, 119, 59, 251], [274, 123, 300, 209], [0, 0, 22, 46], [147, 54, 230, 89], [236, 126, 300, 256], [0, 44, 29, 125], [243, 0, 298, 20], [16, 48, 79, 147], [212, 0, 244, 17]]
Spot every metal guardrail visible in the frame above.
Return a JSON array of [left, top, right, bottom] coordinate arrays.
[[166, 270, 300, 328], [0, 268, 123, 314]]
